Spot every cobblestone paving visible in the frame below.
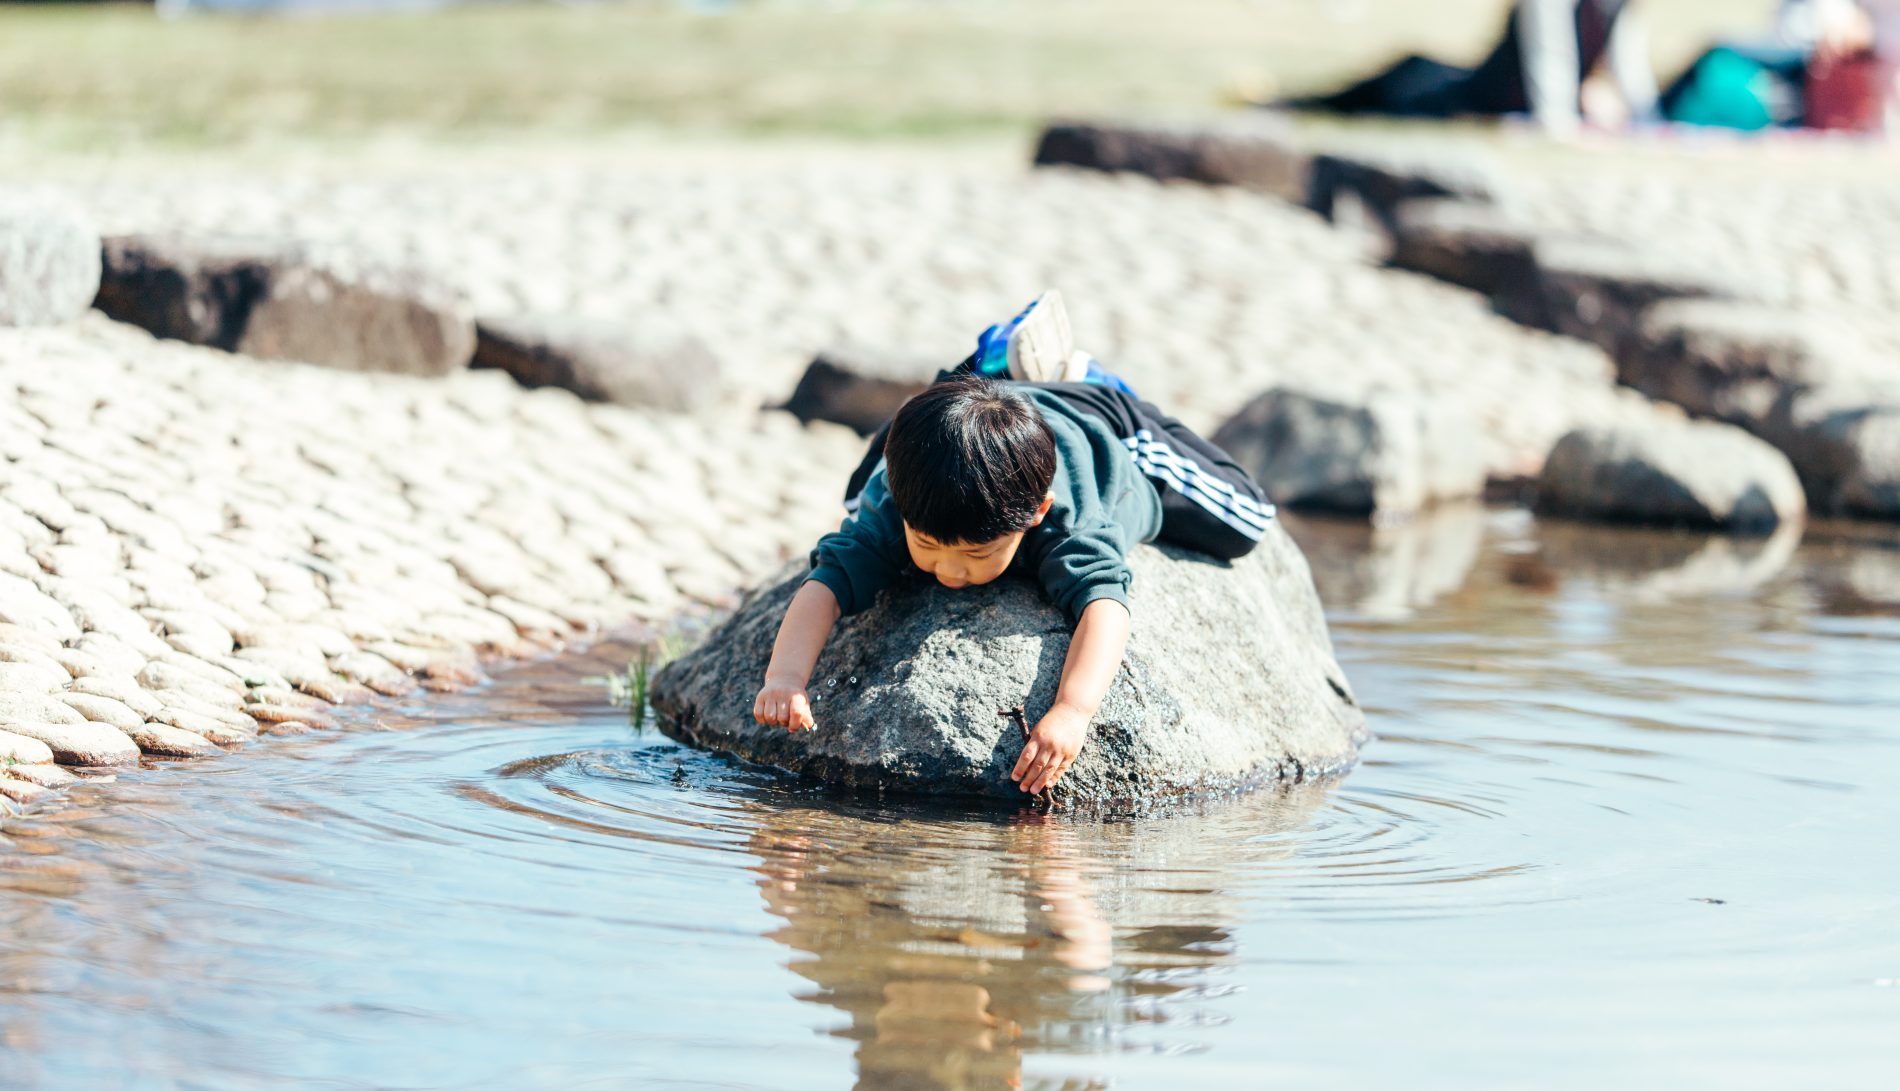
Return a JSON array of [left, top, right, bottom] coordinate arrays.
[[1494, 140, 1900, 355], [3, 143, 1674, 796], [37, 146, 1659, 468], [1, 312, 860, 792]]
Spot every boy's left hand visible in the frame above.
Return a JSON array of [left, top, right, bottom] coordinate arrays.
[[1012, 703, 1090, 795]]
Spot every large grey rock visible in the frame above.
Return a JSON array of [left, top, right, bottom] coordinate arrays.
[[1033, 116, 1310, 202], [0, 195, 101, 327], [779, 345, 942, 435], [1622, 300, 1876, 428], [1387, 198, 1573, 325], [1765, 387, 1900, 519], [237, 262, 475, 377], [1211, 388, 1488, 518], [1537, 418, 1806, 534], [1615, 300, 1900, 520], [94, 234, 476, 376], [474, 313, 725, 411], [651, 530, 1366, 808]]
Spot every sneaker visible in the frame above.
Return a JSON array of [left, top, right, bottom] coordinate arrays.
[[1061, 350, 1095, 383], [1005, 290, 1076, 383]]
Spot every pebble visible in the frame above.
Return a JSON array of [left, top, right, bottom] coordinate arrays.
[[128, 722, 220, 759], [0, 729, 56, 765], [2, 721, 139, 766]]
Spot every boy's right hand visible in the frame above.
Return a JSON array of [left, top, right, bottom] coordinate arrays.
[[754, 677, 816, 733]]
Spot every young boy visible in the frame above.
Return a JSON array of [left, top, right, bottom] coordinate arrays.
[[753, 292, 1275, 795]]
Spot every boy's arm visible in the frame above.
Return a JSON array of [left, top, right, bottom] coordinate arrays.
[[755, 580, 842, 733], [1012, 597, 1131, 795]]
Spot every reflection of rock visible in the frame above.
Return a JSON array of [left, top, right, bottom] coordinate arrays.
[[653, 531, 1366, 805], [1802, 523, 1900, 610], [1532, 520, 1801, 601], [1284, 506, 1486, 619], [1537, 419, 1806, 534], [1213, 387, 1488, 518], [746, 786, 1329, 1091]]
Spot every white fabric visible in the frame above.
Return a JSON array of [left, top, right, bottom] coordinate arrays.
[[1121, 430, 1275, 541], [1517, 0, 1660, 131]]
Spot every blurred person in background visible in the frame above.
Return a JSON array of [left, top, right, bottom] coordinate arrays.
[[1279, 0, 1659, 134], [1661, 0, 1892, 130]]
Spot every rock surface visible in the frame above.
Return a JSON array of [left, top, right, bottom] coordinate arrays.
[[651, 530, 1367, 807], [0, 194, 102, 327], [0, 729, 56, 765], [1766, 387, 1900, 519], [1537, 419, 1807, 533], [93, 234, 279, 349], [780, 345, 942, 434], [237, 261, 475, 377], [1034, 117, 1309, 202], [1, 720, 140, 766], [1212, 388, 1488, 517], [37, 147, 1666, 479], [473, 313, 724, 411], [0, 311, 865, 809], [1306, 150, 1502, 235], [1610, 301, 1900, 519], [1387, 198, 1560, 324], [1533, 238, 1746, 355], [94, 233, 476, 376], [1621, 300, 1871, 428]]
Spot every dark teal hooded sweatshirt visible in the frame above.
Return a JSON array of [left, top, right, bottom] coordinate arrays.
[[807, 387, 1164, 623]]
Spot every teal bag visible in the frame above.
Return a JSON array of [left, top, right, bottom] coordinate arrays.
[[1665, 46, 1802, 130]]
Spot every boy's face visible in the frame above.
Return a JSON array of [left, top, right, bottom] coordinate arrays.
[[902, 496, 1054, 590]]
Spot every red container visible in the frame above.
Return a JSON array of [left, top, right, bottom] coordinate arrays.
[[1806, 54, 1894, 132]]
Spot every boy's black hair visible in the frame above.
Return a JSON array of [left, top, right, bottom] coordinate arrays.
[[883, 377, 1057, 545]]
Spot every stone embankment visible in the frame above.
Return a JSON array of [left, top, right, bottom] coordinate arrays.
[[0, 138, 1839, 811], [1034, 117, 1899, 524], [1, 176, 866, 810]]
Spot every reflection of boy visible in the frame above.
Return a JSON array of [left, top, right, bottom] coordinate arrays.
[[753, 292, 1274, 797]]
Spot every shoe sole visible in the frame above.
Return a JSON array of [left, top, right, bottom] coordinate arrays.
[[1007, 290, 1075, 383]]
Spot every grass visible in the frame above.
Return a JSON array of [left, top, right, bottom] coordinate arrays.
[[0, 0, 1774, 152], [614, 631, 691, 730]]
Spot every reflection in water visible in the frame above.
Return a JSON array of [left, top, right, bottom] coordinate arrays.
[[1290, 505, 1487, 619], [1534, 518, 1802, 601], [0, 514, 1896, 1088], [746, 791, 1323, 1090]]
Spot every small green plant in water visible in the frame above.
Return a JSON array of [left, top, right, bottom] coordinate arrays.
[[617, 632, 689, 732]]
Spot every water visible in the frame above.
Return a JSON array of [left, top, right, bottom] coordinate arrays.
[[2, 508, 1897, 1089]]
